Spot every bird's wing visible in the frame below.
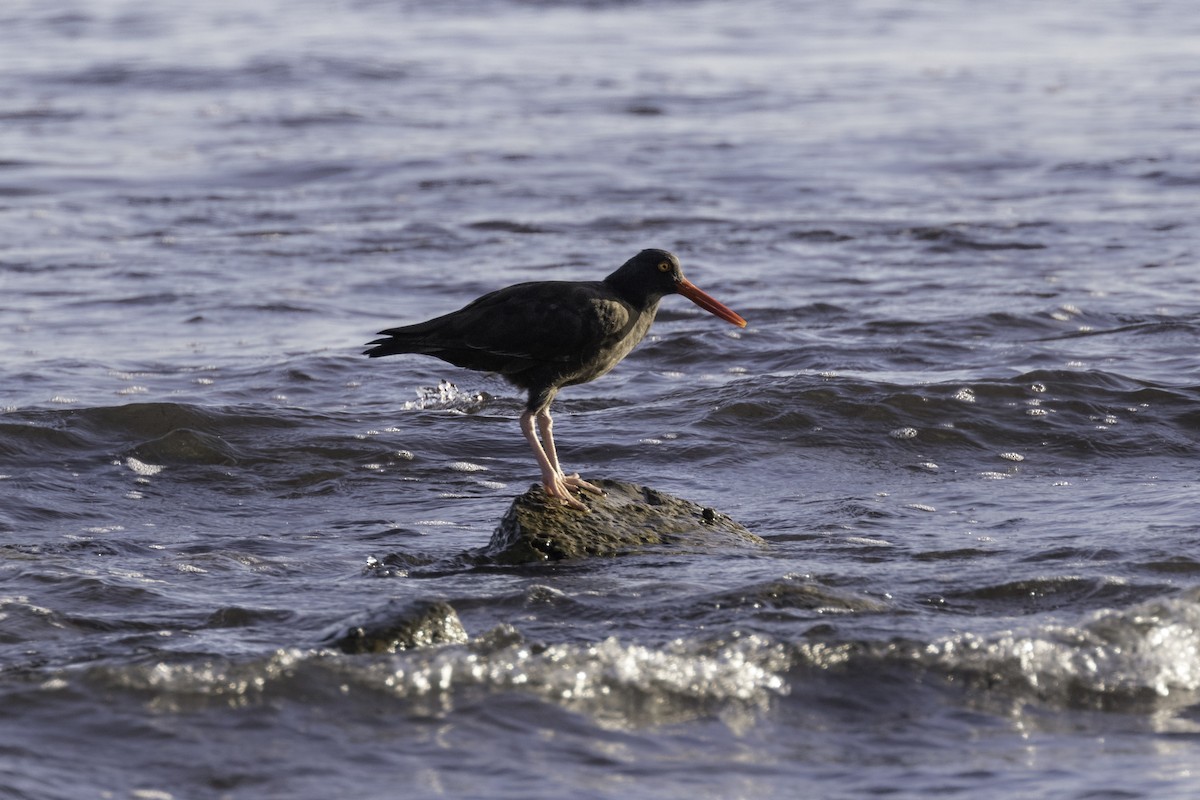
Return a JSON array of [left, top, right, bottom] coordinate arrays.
[[375, 281, 633, 372], [455, 281, 625, 364]]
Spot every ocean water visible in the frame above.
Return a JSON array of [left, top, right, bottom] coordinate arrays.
[[3, 0, 1200, 798]]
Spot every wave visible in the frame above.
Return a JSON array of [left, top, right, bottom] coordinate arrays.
[[30, 586, 1198, 728], [841, 587, 1200, 715], [689, 368, 1200, 460], [1, 402, 291, 464], [66, 627, 788, 729], [3, 361, 1193, 532]]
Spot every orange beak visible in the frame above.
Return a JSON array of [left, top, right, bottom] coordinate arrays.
[[676, 278, 747, 328]]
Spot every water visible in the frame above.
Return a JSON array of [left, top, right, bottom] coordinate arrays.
[[3, 0, 1200, 797]]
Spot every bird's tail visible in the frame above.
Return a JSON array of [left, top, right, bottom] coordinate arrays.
[[363, 327, 423, 358]]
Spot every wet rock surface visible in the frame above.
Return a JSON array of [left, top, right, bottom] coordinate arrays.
[[326, 598, 468, 654], [480, 478, 764, 564]]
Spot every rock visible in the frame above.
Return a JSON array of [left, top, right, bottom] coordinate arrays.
[[704, 578, 890, 614], [326, 598, 468, 654], [129, 428, 239, 466], [480, 478, 764, 563]]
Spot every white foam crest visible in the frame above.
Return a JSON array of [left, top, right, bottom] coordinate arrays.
[[81, 634, 788, 727], [925, 592, 1200, 708], [85, 649, 308, 711], [378, 634, 789, 727], [125, 456, 164, 476]]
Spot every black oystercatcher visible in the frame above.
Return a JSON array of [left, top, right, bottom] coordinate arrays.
[[364, 249, 746, 510]]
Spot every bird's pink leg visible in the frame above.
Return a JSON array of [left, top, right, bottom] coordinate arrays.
[[537, 409, 603, 497], [518, 410, 599, 510]]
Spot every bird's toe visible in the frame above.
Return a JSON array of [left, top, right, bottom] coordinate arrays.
[[563, 473, 604, 496], [542, 474, 590, 512]]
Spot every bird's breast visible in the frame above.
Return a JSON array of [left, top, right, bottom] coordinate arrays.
[[558, 298, 656, 386]]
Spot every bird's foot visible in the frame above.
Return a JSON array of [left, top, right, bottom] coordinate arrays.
[[562, 473, 604, 496], [542, 472, 603, 511]]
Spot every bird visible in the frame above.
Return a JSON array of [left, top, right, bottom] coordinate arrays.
[[364, 248, 746, 510]]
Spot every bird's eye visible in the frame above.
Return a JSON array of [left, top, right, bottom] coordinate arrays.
[[657, 262, 671, 273]]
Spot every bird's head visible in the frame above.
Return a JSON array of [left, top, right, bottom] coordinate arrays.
[[609, 249, 747, 328]]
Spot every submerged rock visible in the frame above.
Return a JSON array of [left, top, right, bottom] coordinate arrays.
[[481, 478, 764, 564], [129, 427, 239, 466], [326, 598, 468, 654]]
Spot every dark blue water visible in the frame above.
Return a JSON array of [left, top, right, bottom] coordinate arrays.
[[3, 1, 1200, 798]]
